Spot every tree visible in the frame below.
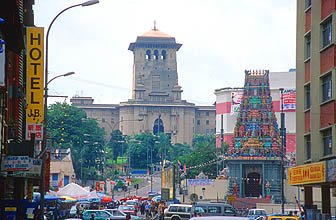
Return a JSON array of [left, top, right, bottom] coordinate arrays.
[[177, 134, 219, 179], [47, 102, 106, 182]]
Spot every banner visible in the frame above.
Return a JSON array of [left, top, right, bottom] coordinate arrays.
[[281, 89, 296, 111], [187, 179, 214, 186], [26, 27, 44, 140], [231, 92, 243, 114], [288, 161, 326, 185]]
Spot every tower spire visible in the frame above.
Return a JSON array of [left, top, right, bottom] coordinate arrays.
[[153, 20, 157, 31]]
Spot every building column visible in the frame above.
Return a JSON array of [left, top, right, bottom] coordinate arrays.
[[321, 185, 331, 215], [304, 186, 313, 206]]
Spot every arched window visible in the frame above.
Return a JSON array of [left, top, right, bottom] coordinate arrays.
[[154, 50, 159, 60], [161, 50, 167, 60], [145, 50, 151, 60]]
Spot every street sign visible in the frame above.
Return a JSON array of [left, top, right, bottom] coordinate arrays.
[[227, 195, 235, 203], [190, 193, 198, 202]]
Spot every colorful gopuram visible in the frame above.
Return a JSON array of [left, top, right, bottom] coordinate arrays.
[[225, 70, 282, 202]]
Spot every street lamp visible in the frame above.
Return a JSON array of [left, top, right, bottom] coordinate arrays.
[[47, 71, 75, 86], [40, 1, 99, 219]]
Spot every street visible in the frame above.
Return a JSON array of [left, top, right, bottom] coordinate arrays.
[[114, 174, 161, 200]]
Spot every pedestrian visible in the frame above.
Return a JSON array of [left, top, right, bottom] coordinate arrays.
[[90, 213, 95, 220], [145, 203, 150, 217], [141, 202, 145, 215], [126, 213, 131, 220]]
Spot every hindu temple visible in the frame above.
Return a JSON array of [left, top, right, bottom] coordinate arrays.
[[225, 70, 283, 203]]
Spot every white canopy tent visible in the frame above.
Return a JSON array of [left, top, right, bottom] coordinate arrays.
[[49, 183, 98, 200]]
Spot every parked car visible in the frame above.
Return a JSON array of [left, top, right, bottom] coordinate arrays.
[[191, 217, 250, 220], [164, 204, 192, 220], [118, 205, 137, 216], [105, 209, 140, 220], [266, 215, 299, 220], [195, 202, 237, 216], [82, 210, 113, 220], [247, 209, 267, 219], [126, 200, 139, 210]]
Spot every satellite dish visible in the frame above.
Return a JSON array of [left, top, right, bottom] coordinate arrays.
[[190, 193, 198, 202]]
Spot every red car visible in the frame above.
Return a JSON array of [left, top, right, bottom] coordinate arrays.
[[118, 205, 137, 216]]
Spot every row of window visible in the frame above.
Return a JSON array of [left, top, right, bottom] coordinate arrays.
[[304, 16, 332, 60], [197, 120, 210, 125], [304, 72, 332, 109], [305, 127, 332, 160], [196, 111, 211, 117], [145, 49, 167, 60]]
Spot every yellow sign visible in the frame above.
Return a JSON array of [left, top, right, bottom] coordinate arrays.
[[5, 207, 17, 212], [288, 161, 326, 185], [26, 27, 44, 140], [227, 195, 235, 203]]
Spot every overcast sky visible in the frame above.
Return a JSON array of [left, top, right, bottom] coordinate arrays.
[[33, 0, 296, 106]]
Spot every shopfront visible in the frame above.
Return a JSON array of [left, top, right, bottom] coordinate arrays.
[[288, 161, 336, 219]]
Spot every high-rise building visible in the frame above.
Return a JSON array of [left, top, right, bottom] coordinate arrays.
[[293, 0, 336, 216], [71, 26, 216, 145]]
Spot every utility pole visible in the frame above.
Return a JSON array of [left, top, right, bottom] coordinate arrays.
[[280, 88, 286, 214]]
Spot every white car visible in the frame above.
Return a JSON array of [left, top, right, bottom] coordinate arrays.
[[105, 209, 140, 220]]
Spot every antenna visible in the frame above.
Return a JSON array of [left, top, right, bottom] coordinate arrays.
[[153, 20, 157, 30]]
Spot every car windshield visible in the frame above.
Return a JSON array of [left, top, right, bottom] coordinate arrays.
[[127, 201, 136, 205]]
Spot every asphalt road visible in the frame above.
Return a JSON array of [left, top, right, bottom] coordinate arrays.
[[114, 174, 161, 200]]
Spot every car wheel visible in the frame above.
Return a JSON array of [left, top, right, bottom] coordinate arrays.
[[172, 217, 180, 220]]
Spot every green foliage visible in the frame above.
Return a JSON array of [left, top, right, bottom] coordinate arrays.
[[177, 134, 220, 179], [47, 102, 106, 183]]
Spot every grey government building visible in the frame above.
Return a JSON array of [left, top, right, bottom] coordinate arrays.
[[71, 26, 216, 145]]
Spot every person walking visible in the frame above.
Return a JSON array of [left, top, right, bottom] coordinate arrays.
[[140, 202, 145, 215]]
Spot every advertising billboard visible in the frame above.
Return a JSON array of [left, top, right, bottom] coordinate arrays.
[[26, 27, 44, 140], [288, 161, 326, 185]]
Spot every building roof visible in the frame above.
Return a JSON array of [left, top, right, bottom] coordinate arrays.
[[140, 28, 172, 38]]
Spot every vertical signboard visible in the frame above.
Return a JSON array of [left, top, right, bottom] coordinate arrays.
[[281, 89, 296, 111], [26, 27, 44, 140], [231, 92, 243, 114]]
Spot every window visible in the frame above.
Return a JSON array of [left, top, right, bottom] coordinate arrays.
[[305, 84, 311, 109], [206, 129, 209, 135], [197, 120, 200, 125], [161, 50, 167, 60], [206, 120, 209, 125], [146, 50, 151, 60], [206, 111, 210, 116], [102, 118, 105, 123], [321, 73, 332, 102], [224, 207, 235, 214], [322, 128, 332, 156], [208, 206, 221, 214], [154, 50, 159, 60], [305, 135, 311, 160], [52, 173, 58, 181], [305, 33, 311, 59], [305, 0, 311, 9], [64, 175, 69, 186], [92, 109, 96, 115], [177, 207, 186, 212], [322, 18, 332, 48]]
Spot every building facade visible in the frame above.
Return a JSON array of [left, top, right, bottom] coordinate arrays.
[[293, 0, 336, 217], [71, 27, 216, 145], [50, 148, 76, 189]]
